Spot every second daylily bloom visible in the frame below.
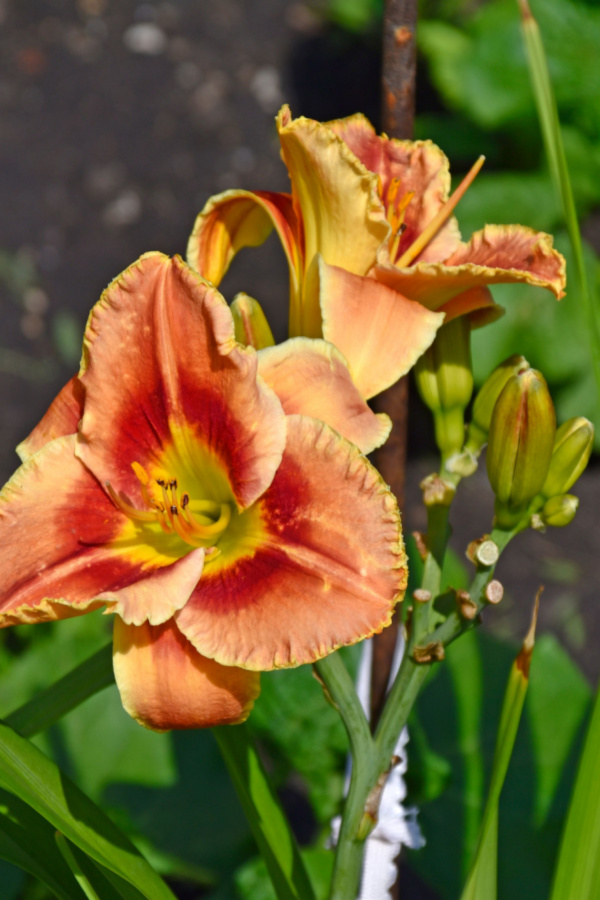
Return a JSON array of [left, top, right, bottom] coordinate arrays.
[[187, 106, 565, 400], [0, 254, 406, 731]]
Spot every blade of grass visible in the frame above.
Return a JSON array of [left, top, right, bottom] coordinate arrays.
[[550, 680, 600, 900], [460, 591, 540, 900], [213, 724, 316, 900], [519, 0, 600, 403]]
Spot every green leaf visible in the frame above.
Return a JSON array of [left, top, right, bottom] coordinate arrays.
[[0, 790, 83, 900], [527, 635, 591, 825], [460, 601, 539, 900], [408, 629, 591, 900], [213, 724, 316, 900], [550, 681, 600, 900], [0, 723, 176, 900], [234, 849, 334, 900]]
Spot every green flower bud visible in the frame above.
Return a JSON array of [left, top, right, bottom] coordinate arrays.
[[540, 493, 579, 528], [414, 316, 473, 458], [541, 417, 594, 499], [486, 368, 556, 528], [466, 354, 530, 454], [230, 293, 275, 350]]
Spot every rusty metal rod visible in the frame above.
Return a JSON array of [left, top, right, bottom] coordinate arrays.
[[370, 0, 418, 731]]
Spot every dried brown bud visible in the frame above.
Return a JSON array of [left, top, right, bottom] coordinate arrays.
[[456, 589, 478, 619], [413, 589, 432, 604], [413, 641, 445, 663], [412, 531, 428, 561], [420, 473, 456, 507]]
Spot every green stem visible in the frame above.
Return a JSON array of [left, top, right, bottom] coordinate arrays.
[[314, 653, 375, 900], [213, 725, 315, 900]]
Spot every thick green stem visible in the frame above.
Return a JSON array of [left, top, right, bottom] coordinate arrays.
[[314, 653, 375, 900]]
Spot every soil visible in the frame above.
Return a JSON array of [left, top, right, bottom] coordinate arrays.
[[0, 2, 597, 899]]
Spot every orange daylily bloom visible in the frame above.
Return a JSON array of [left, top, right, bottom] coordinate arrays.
[[187, 106, 566, 401], [0, 254, 405, 731]]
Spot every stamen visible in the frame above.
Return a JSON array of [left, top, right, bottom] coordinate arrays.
[[395, 155, 485, 269], [105, 482, 157, 523], [107, 464, 231, 549]]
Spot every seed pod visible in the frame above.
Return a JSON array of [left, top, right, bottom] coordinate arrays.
[[542, 417, 594, 499], [414, 316, 473, 456], [466, 354, 530, 454], [486, 368, 556, 527], [230, 293, 275, 350], [541, 493, 579, 528]]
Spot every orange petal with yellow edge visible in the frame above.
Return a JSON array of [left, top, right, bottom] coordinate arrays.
[[276, 106, 390, 280], [99, 549, 205, 626], [17, 375, 84, 462], [319, 259, 444, 400], [0, 436, 153, 627], [76, 253, 287, 510], [113, 617, 261, 731], [257, 337, 391, 454], [375, 224, 566, 309], [328, 114, 462, 264], [186, 189, 301, 291], [176, 415, 406, 671]]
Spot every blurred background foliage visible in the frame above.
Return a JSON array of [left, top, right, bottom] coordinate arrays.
[[1, 1, 599, 899]]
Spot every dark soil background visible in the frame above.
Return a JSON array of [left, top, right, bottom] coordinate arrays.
[[0, 2, 597, 898]]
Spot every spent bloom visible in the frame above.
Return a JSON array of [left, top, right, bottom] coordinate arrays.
[[187, 106, 565, 401], [0, 254, 406, 731]]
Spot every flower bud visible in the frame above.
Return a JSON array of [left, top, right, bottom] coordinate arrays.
[[466, 354, 530, 454], [486, 368, 556, 527], [540, 493, 579, 528], [541, 417, 594, 499], [414, 316, 473, 457], [230, 293, 275, 350]]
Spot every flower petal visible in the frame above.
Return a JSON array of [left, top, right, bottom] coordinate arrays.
[[319, 259, 444, 399], [328, 115, 462, 264], [113, 617, 260, 731], [186, 188, 301, 290], [77, 253, 287, 510], [99, 549, 205, 626], [0, 436, 150, 627], [257, 337, 391, 454], [176, 415, 406, 671], [17, 375, 84, 462], [277, 106, 390, 336], [375, 224, 566, 309], [444, 224, 566, 297]]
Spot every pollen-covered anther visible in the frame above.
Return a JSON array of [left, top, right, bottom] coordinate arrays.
[[106, 462, 231, 549]]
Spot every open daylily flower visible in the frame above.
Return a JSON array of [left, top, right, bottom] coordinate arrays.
[[187, 106, 565, 400], [0, 254, 406, 732]]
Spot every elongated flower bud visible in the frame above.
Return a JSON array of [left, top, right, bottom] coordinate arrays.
[[466, 354, 530, 454], [541, 417, 594, 499], [540, 494, 579, 528], [414, 316, 473, 458], [487, 368, 556, 527], [230, 293, 275, 349]]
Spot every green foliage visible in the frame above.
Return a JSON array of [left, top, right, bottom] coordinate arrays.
[[234, 849, 333, 900], [407, 630, 592, 900]]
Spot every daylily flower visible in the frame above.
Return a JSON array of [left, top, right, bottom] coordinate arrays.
[[0, 254, 405, 732], [187, 106, 565, 401]]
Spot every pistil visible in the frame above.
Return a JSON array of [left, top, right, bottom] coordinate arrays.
[[395, 155, 485, 269]]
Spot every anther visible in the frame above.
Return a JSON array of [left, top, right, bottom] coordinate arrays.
[[157, 478, 165, 487], [170, 506, 178, 515], [169, 479, 177, 490], [181, 493, 189, 509]]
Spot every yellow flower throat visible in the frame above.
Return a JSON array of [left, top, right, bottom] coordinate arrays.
[[106, 461, 231, 552]]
